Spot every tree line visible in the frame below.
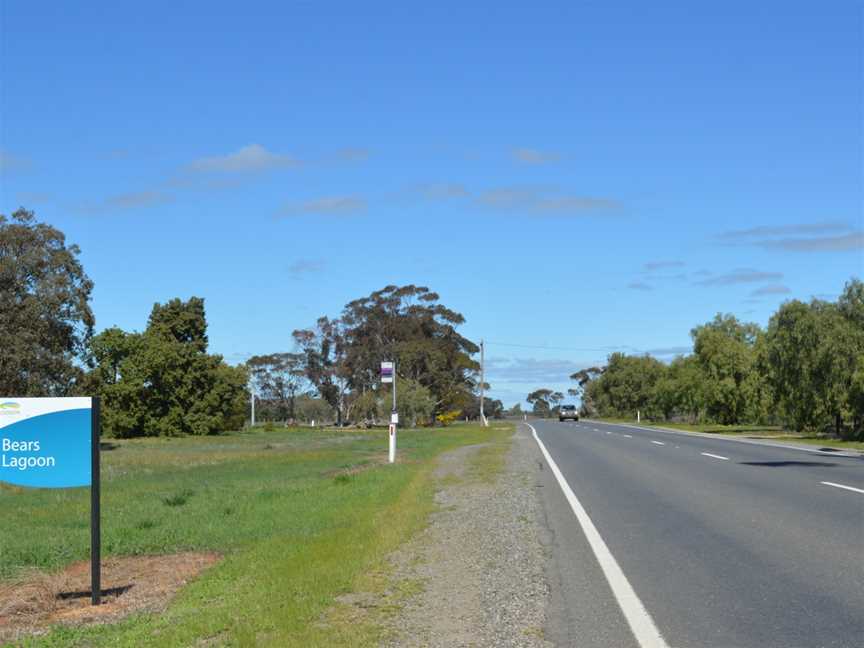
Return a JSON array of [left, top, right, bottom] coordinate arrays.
[[527, 280, 864, 440], [1, 209, 491, 436]]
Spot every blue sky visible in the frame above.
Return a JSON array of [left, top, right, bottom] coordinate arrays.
[[1, 1, 862, 406]]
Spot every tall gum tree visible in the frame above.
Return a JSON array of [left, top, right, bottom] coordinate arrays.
[[0, 208, 94, 396]]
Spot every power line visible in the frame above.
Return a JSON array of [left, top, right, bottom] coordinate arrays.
[[484, 341, 629, 353]]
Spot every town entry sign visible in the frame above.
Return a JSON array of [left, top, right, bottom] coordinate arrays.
[[0, 396, 103, 605], [0, 397, 93, 488]]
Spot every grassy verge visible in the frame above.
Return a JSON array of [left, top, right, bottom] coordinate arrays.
[[1, 422, 513, 647], [592, 418, 864, 451]]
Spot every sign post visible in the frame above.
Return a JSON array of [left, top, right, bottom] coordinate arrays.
[[0, 397, 101, 605], [381, 362, 396, 463], [90, 397, 101, 605]]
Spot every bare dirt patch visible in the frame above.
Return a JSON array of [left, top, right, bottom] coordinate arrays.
[[0, 552, 220, 643]]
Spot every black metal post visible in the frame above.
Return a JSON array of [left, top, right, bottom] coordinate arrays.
[[90, 396, 101, 606]]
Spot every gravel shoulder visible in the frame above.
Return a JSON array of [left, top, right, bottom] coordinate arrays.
[[383, 424, 554, 648]]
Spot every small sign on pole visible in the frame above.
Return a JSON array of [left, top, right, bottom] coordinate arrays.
[[382, 361, 397, 462], [0, 397, 101, 605]]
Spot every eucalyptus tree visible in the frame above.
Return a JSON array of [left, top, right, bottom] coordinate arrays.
[[247, 352, 306, 422], [292, 317, 351, 425], [336, 285, 479, 418], [0, 208, 94, 396]]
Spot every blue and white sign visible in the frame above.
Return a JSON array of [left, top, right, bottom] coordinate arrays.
[[0, 397, 93, 488]]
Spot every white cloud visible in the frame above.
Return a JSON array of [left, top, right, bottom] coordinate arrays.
[[756, 232, 863, 253], [334, 148, 370, 162], [279, 195, 366, 216], [416, 183, 471, 200], [476, 187, 620, 216], [0, 150, 31, 172], [78, 190, 173, 214], [749, 284, 791, 297], [511, 148, 561, 165], [697, 268, 783, 286], [188, 144, 300, 173], [627, 281, 653, 291], [486, 357, 592, 384], [718, 221, 852, 240], [287, 259, 326, 278], [644, 260, 685, 271], [644, 346, 691, 357]]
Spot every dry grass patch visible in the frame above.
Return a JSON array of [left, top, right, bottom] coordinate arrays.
[[0, 552, 220, 644]]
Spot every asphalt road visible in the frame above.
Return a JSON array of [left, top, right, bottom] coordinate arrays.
[[528, 418, 864, 648]]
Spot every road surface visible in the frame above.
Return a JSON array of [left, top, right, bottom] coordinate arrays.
[[528, 418, 864, 648]]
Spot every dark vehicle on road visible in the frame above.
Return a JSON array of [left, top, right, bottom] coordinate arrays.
[[559, 404, 579, 422]]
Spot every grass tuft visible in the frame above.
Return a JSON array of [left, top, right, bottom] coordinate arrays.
[[161, 489, 194, 507]]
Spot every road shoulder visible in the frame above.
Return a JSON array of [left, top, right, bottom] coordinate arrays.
[[383, 425, 552, 647]]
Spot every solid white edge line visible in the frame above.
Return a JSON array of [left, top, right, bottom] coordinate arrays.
[[527, 423, 669, 648], [650, 440, 665, 446], [700, 452, 729, 461], [584, 420, 860, 458], [820, 481, 864, 495]]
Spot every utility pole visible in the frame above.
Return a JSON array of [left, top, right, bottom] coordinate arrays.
[[480, 339, 487, 426]]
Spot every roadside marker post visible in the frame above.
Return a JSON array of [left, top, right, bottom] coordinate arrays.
[[381, 361, 397, 463], [0, 397, 102, 605]]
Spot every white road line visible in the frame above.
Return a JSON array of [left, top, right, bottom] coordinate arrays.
[[650, 440, 665, 446], [623, 434, 633, 438], [593, 428, 601, 432], [821, 481, 864, 495], [582, 420, 862, 458], [701, 452, 729, 461], [527, 424, 669, 648]]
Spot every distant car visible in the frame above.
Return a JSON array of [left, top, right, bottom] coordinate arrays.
[[559, 405, 579, 422]]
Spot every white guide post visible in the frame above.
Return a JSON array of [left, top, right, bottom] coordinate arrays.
[[382, 361, 397, 463]]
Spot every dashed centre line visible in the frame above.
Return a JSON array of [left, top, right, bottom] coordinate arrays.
[[623, 434, 633, 438], [701, 452, 729, 461], [650, 440, 665, 446], [821, 481, 864, 495]]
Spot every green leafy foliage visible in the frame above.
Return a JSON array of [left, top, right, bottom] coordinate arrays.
[[576, 278, 864, 439], [0, 208, 94, 396], [293, 285, 479, 425], [247, 352, 306, 422], [91, 298, 248, 437]]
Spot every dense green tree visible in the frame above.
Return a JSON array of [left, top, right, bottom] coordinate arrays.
[[0, 208, 94, 396], [584, 353, 666, 418], [762, 300, 827, 433], [91, 297, 247, 437], [691, 314, 762, 425]]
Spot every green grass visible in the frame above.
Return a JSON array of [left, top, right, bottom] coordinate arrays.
[[467, 425, 514, 483], [593, 417, 864, 451], [0, 422, 514, 647]]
